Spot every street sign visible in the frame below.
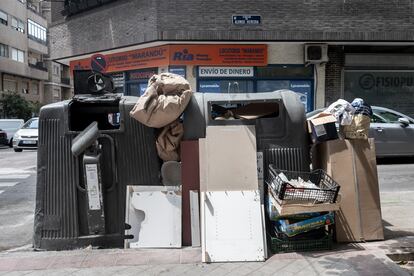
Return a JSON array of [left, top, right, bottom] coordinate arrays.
[[232, 15, 261, 25]]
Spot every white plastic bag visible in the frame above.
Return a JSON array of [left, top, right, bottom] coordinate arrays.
[[325, 99, 355, 126]]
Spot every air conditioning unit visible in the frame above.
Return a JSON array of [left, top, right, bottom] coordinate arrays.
[[304, 44, 329, 64]]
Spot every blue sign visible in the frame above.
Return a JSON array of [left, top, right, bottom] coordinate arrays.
[[289, 80, 312, 112], [232, 15, 261, 25], [169, 66, 186, 78], [199, 81, 221, 93]]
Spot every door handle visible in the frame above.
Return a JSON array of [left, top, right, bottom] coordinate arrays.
[[375, 127, 383, 132]]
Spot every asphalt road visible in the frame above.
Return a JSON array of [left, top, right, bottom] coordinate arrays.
[[0, 147, 37, 251], [0, 147, 413, 251]]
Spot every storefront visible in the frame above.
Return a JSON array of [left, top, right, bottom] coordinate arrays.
[[343, 53, 414, 117], [197, 65, 314, 112], [70, 44, 318, 112]]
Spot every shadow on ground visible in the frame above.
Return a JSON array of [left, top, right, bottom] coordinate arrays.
[[377, 157, 414, 165]]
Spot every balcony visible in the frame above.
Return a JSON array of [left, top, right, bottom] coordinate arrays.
[[29, 61, 48, 72], [61, 77, 71, 85]]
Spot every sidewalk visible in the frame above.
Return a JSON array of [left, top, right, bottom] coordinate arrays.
[[0, 236, 413, 276]]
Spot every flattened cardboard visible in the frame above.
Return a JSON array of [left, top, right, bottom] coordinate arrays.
[[313, 139, 384, 242], [203, 125, 258, 191], [202, 190, 265, 262], [267, 190, 340, 217]]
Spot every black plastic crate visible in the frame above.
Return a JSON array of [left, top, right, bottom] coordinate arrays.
[[268, 228, 333, 254], [266, 164, 340, 203]]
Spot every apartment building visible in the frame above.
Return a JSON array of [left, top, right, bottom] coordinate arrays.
[[0, 0, 48, 104], [0, 0, 72, 107]]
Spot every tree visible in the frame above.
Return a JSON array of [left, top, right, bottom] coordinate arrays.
[[0, 92, 35, 121]]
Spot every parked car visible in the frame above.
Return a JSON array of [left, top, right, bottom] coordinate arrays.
[[13, 117, 39, 152], [0, 129, 8, 146], [0, 119, 24, 147], [306, 106, 414, 158]]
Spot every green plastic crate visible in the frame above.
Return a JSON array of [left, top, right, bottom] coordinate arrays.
[[268, 231, 333, 254]]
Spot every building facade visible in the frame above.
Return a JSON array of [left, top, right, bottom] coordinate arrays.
[[39, 0, 73, 104], [0, 0, 48, 104], [49, 0, 414, 117]]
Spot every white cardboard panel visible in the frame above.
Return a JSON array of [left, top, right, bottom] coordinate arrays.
[[125, 186, 181, 248], [203, 190, 265, 262], [190, 190, 201, 247]]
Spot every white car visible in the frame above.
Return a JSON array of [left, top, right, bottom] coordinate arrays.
[[13, 118, 39, 152]]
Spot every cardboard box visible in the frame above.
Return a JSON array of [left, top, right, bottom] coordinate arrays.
[[313, 139, 384, 242], [307, 113, 338, 143], [276, 212, 335, 237], [266, 190, 339, 219]]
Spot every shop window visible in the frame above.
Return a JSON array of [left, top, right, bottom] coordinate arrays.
[[257, 80, 313, 112], [198, 80, 254, 93], [11, 48, 24, 63], [0, 43, 8, 58], [344, 70, 414, 118], [0, 10, 7, 26], [11, 17, 25, 33], [168, 66, 186, 78]]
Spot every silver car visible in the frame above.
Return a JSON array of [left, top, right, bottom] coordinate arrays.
[[306, 106, 414, 158], [13, 118, 39, 152]]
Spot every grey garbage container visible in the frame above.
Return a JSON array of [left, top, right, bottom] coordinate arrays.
[[183, 90, 310, 175], [34, 91, 160, 250]]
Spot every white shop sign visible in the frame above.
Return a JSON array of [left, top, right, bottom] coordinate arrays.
[[199, 66, 254, 77]]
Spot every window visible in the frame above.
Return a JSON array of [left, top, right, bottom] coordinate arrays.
[[374, 110, 404, 123], [0, 10, 7, 25], [31, 81, 39, 95], [0, 43, 8, 58], [11, 17, 24, 33], [53, 64, 60, 76], [11, 48, 24, 63], [28, 19, 47, 43], [21, 81, 29, 94], [4, 78, 17, 93]]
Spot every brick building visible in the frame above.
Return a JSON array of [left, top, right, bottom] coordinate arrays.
[[49, 0, 414, 116]]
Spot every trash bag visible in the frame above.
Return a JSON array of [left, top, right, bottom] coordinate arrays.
[[325, 99, 355, 126], [340, 98, 372, 139], [156, 120, 184, 161], [149, 72, 191, 95], [130, 73, 192, 128], [340, 114, 371, 139], [351, 98, 373, 118]]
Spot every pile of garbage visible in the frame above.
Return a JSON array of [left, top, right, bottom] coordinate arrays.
[[124, 73, 383, 261]]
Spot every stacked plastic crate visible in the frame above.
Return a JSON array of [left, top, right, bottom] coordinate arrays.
[[265, 165, 341, 253]]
